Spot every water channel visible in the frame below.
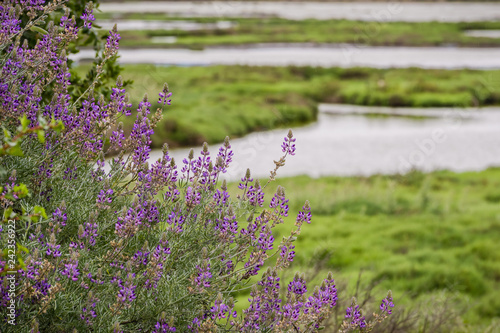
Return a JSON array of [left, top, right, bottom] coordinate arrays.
[[130, 104, 500, 182]]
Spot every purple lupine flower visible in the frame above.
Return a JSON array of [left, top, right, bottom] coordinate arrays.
[[345, 302, 366, 329], [247, 179, 264, 207], [194, 263, 212, 288], [380, 291, 394, 315], [210, 297, 237, 320], [185, 186, 201, 208], [117, 273, 137, 304], [129, 103, 154, 168], [80, 2, 95, 29], [144, 238, 171, 289], [243, 269, 282, 330], [109, 127, 126, 148], [257, 225, 274, 251], [80, 294, 98, 326], [45, 234, 62, 258], [281, 302, 303, 322], [215, 137, 233, 174], [281, 130, 296, 156], [63, 166, 78, 180], [166, 210, 185, 233], [269, 186, 289, 217], [153, 321, 176, 333], [304, 273, 337, 315], [320, 274, 338, 308], [296, 200, 312, 226], [188, 317, 201, 332], [0, 5, 21, 42], [216, 214, 238, 243], [109, 77, 132, 116], [61, 260, 80, 281], [132, 250, 150, 266], [97, 189, 113, 204], [238, 169, 253, 191], [60, 13, 79, 37], [79, 222, 99, 246], [158, 83, 172, 106], [279, 244, 295, 262], [243, 251, 265, 277], [105, 24, 120, 58], [191, 143, 215, 186], [52, 201, 68, 233], [288, 274, 307, 296], [213, 189, 230, 207]]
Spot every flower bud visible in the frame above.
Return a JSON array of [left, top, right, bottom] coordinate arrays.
[[202, 247, 208, 259], [78, 225, 84, 238]]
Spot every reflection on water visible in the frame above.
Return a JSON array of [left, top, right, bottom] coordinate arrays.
[[142, 105, 500, 181]]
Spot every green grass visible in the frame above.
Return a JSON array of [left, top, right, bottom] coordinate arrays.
[[227, 168, 500, 331], [92, 16, 500, 48], [74, 64, 500, 148]]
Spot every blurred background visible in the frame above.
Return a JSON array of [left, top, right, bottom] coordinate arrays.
[[75, 1, 500, 331]]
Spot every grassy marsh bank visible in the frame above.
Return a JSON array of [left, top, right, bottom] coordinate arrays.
[[74, 65, 500, 148], [91, 16, 500, 48], [228, 168, 500, 331]]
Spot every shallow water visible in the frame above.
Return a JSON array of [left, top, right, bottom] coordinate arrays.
[[97, 19, 235, 31], [464, 30, 500, 38], [99, 2, 500, 22], [73, 45, 500, 69], [137, 104, 500, 181]]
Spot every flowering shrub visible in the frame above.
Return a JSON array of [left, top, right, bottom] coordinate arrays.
[[0, 1, 394, 332]]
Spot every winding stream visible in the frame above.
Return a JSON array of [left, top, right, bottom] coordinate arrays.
[[73, 46, 500, 69], [139, 104, 500, 181]]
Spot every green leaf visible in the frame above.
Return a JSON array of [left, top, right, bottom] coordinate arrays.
[[37, 130, 45, 143], [16, 256, 25, 270], [17, 243, 29, 254], [29, 26, 48, 35], [8, 144, 24, 157], [19, 115, 29, 131], [2, 128, 11, 140], [13, 184, 29, 198], [33, 206, 48, 219], [3, 207, 13, 219], [51, 120, 65, 133]]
